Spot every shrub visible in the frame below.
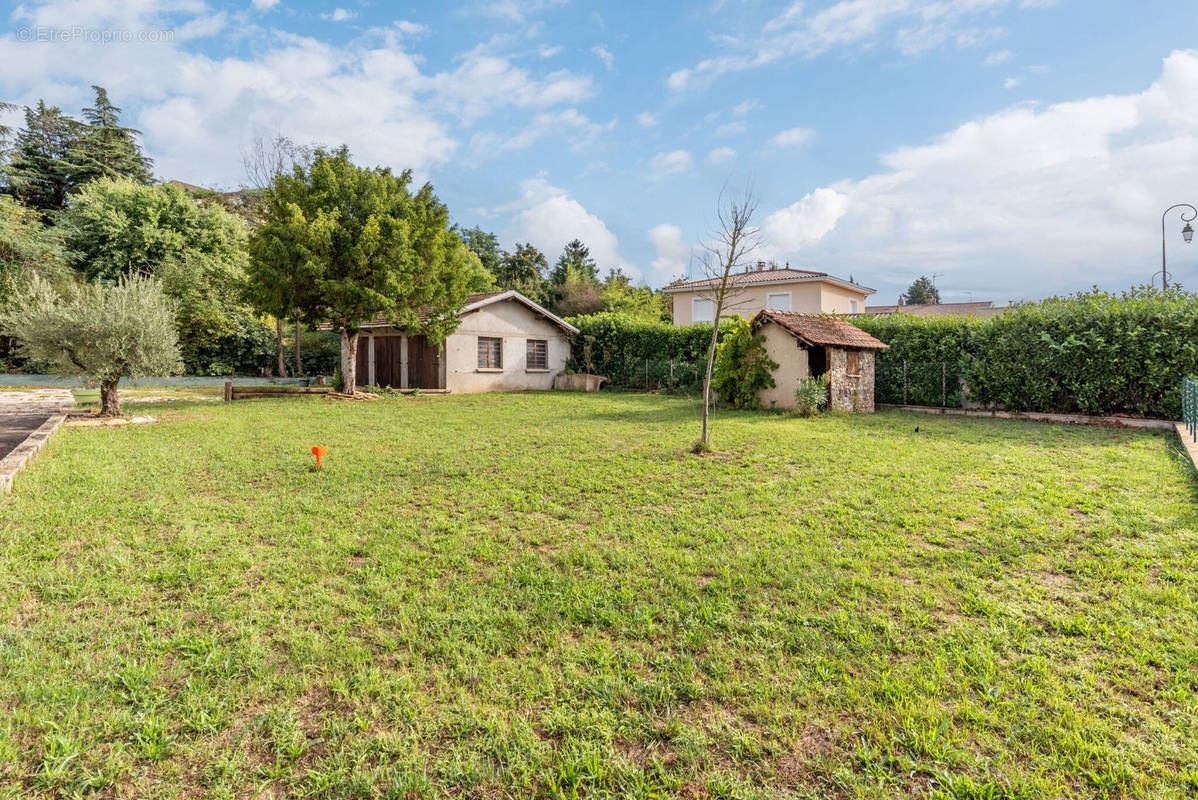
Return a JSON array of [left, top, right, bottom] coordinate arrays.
[[567, 312, 735, 390], [795, 374, 829, 417], [711, 317, 777, 409], [855, 287, 1198, 418]]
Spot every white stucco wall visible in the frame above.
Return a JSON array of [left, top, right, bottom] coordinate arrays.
[[757, 322, 811, 409], [444, 300, 571, 393]]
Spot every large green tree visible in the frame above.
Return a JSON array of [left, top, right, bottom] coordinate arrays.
[[901, 275, 941, 305], [0, 274, 182, 415], [58, 179, 269, 374], [459, 226, 501, 278], [250, 147, 479, 394], [550, 238, 598, 285], [495, 242, 550, 305], [2, 101, 84, 212], [73, 86, 154, 186]]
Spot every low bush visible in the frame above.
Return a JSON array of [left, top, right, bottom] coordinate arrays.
[[795, 374, 829, 417]]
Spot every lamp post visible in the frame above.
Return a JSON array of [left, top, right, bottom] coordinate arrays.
[[1160, 203, 1197, 289]]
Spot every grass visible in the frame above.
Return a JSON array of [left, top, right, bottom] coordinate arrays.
[[1, 392, 1196, 799]]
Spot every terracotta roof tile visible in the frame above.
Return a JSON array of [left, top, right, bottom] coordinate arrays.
[[664, 267, 829, 291], [753, 309, 888, 350], [859, 301, 994, 317]]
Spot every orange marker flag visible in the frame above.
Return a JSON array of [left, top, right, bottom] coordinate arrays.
[[311, 446, 328, 468]]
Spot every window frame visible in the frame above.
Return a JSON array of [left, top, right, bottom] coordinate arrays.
[[477, 336, 503, 370], [692, 297, 714, 323], [845, 350, 861, 376], [849, 299, 859, 313], [526, 338, 549, 371], [766, 291, 792, 312]]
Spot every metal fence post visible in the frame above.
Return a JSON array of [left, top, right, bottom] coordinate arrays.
[[902, 360, 908, 406], [941, 362, 947, 408]]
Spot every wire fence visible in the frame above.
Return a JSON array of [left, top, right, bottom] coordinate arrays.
[[600, 359, 706, 392], [875, 359, 964, 408], [1183, 376, 1197, 442]]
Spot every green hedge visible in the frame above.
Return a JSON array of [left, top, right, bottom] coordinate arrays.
[[566, 312, 733, 390], [855, 287, 1198, 418]]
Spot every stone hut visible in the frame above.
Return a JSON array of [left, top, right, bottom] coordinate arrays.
[[750, 309, 888, 412]]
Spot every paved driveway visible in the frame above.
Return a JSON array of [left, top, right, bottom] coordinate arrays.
[[0, 390, 72, 460]]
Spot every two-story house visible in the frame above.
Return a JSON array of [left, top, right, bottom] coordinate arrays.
[[662, 263, 875, 326]]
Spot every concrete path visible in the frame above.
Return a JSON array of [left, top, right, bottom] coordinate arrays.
[[0, 390, 73, 491]]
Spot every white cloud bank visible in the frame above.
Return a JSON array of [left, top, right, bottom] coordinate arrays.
[[1, 1, 597, 186], [760, 50, 1198, 301]]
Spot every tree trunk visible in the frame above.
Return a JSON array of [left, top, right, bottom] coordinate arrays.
[[294, 316, 303, 376], [339, 327, 359, 394], [701, 317, 719, 447], [275, 318, 289, 378], [100, 379, 121, 417]]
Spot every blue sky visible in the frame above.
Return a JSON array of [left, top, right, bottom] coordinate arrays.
[[4, 0, 1198, 303]]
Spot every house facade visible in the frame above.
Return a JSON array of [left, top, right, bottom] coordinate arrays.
[[751, 309, 888, 412], [663, 265, 875, 326], [348, 290, 578, 393]]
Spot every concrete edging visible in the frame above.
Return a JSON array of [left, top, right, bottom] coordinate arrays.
[[1174, 423, 1198, 474], [877, 404, 1175, 431], [0, 414, 66, 493]]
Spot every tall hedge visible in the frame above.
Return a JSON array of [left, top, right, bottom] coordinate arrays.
[[855, 287, 1198, 418], [567, 312, 733, 389]]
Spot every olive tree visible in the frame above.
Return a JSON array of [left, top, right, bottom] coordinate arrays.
[[0, 274, 182, 415]]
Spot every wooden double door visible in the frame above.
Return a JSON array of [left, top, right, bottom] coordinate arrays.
[[355, 334, 443, 389]]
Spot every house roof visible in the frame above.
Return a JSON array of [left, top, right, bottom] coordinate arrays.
[[752, 309, 888, 351], [857, 301, 996, 318], [662, 267, 876, 296], [329, 289, 579, 335]]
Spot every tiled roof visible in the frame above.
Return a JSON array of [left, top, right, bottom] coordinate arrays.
[[859, 301, 995, 318], [663, 267, 830, 291], [753, 309, 888, 350], [318, 289, 578, 334]]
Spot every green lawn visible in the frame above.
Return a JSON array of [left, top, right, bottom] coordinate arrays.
[[1, 393, 1196, 799]]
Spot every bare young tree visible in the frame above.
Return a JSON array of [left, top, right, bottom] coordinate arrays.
[[241, 132, 314, 377], [696, 184, 761, 452]]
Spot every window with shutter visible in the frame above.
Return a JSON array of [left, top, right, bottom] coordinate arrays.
[[526, 339, 548, 370], [477, 337, 503, 369]]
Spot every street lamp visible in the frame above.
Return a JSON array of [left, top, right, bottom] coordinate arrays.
[[1160, 203, 1197, 289]]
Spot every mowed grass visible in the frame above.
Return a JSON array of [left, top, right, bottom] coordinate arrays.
[[1, 393, 1196, 799]]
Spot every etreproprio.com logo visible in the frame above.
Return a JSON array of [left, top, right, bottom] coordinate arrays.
[[15, 26, 176, 44]]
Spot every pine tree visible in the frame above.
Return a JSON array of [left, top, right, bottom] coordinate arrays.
[[550, 239, 598, 284], [900, 275, 941, 305], [74, 86, 153, 185], [2, 102, 84, 212]]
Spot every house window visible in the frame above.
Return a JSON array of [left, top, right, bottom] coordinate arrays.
[[849, 299, 859, 313], [692, 298, 714, 323], [846, 350, 861, 376], [526, 339, 548, 370], [766, 292, 792, 311], [477, 337, 502, 369]]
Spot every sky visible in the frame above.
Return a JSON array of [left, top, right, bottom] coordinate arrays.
[[3, 0, 1198, 304]]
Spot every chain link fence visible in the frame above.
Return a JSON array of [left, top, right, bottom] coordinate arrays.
[[1183, 376, 1197, 442], [875, 359, 964, 408]]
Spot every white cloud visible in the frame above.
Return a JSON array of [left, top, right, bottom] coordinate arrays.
[[475, 0, 567, 24], [669, 0, 1048, 90], [394, 20, 428, 35], [706, 146, 737, 165], [985, 48, 1012, 66], [1004, 76, 1021, 89], [505, 177, 637, 277], [252, 0, 280, 10], [649, 149, 694, 177], [714, 120, 747, 138], [591, 45, 614, 70], [764, 50, 1198, 302], [469, 108, 613, 155], [431, 50, 594, 120], [322, 8, 356, 22], [649, 223, 692, 282], [636, 111, 658, 127], [761, 188, 850, 255], [770, 126, 814, 147], [538, 44, 563, 58]]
